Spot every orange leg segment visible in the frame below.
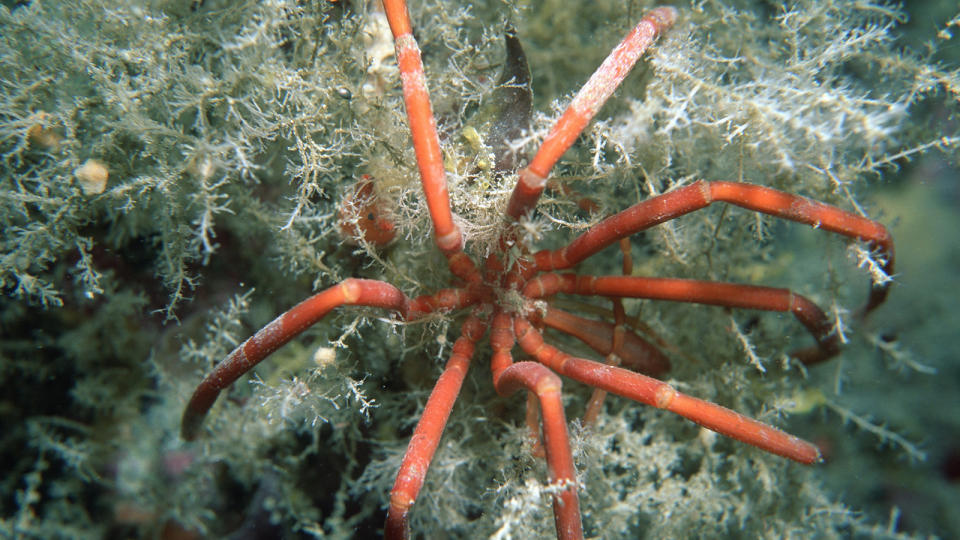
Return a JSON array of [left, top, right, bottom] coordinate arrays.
[[386, 314, 488, 539], [495, 362, 584, 540], [525, 273, 838, 364], [181, 280, 477, 441], [507, 7, 678, 219], [490, 311, 583, 540], [381, 0, 485, 284], [380, 0, 460, 254], [582, 239, 632, 425], [514, 317, 821, 464], [539, 307, 670, 376], [533, 180, 894, 317]]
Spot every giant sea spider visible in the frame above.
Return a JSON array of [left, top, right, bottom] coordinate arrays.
[[181, 2, 894, 538]]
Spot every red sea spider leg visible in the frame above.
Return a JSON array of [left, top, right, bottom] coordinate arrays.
[[525, 273, 839, 365], [507, 7, 678, 219], [533, 180, 895, 317], [582, 238, 634, 426], [535, 306, 671, 375], [380, 0, 483, 285], [494, 362, 583, 540], [513, 317, 821, 464], [386, 313, 488, 540], [181, 280, 477, 441], [380, 0, 458, 253], [489, 311, 583, 540]]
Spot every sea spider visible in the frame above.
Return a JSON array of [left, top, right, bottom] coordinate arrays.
[[181, 3, 894, 538]]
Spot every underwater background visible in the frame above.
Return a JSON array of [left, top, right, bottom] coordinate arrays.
[[2, 0, 958, 538]]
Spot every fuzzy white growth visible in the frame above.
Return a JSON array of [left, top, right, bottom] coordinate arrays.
[[730, 315, 766, 373], [849, 244, 893, 286]]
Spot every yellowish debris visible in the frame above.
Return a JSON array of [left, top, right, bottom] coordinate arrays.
[[26, 112, 63, 150], [74, 159, 109, 195]]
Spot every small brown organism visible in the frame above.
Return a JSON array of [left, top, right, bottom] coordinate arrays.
[[337, 175, 397, 246], [26, 111, 63, 151]]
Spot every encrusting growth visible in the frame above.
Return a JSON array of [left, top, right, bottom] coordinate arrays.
[[181, 3, 896, 539]]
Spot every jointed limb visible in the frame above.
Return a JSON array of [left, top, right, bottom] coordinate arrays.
[[507, 7, 677, 219], [380, 0, 485, 285], [494, 362, 583, 540], [537, 307, 671, 375], [380, 0, 459, 254], [514, 317, 821, 464], [386, 314, 488, 539], [525, 273, 838, 364], [533, 180, 894, 316], [181, 280, 477, 441], [490, 311, 583, 540], [583, 238, 633, 425]]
